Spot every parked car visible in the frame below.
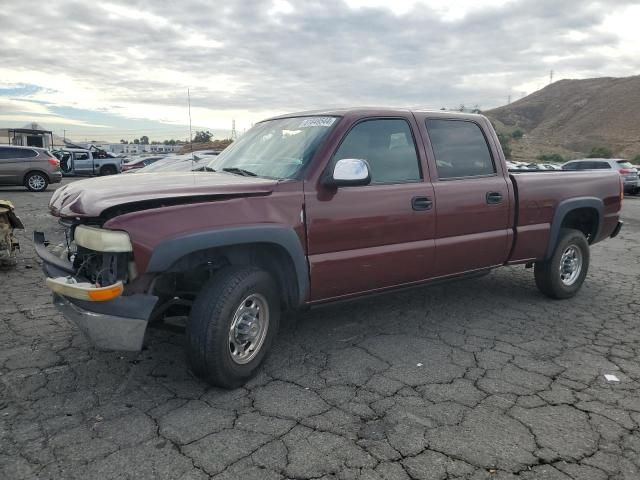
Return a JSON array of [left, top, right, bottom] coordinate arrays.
[[35, 108, 623, 387], [121, 156, 165, 172], [562, 158, 639, 194], [0, 145, 62, 192], [53, 148, 122, 176], [136, 154, 208, 173]]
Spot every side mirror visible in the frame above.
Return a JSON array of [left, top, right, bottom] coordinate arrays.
[[324, 158, 371, 187]]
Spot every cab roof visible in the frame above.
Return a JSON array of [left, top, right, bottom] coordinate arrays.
[[266, 107, 486, 122]]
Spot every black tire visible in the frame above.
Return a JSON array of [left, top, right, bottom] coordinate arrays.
[[24, 172, 49, 192], [186, 266, 280, 388], [534, 228, 590, 299], [100, 165, 117, 176]]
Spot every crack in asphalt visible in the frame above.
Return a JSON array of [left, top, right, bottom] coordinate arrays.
[[1, 183, 639, 479]]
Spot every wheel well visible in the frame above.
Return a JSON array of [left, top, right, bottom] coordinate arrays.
[[152, 243, 299, 310], [560, 207, 599, 242], [23, 170, 49, 184], [100, 164, 116, 174]]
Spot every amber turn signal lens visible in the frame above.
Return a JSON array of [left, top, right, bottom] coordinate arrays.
[[87, 283, 124, 301]]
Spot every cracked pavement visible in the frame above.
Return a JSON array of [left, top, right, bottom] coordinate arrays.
[[1, 178, 639, 479]]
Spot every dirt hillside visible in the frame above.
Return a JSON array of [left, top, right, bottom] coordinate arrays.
[[485, 75, 640, 162]]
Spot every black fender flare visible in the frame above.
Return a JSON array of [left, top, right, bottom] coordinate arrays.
[[545, 196, 603, 259], [146, 225, 309, 305]]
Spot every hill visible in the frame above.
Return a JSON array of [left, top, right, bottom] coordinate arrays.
[[485, 75, 640, 163]]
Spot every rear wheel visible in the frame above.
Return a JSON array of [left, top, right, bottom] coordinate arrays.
[[25, 172, 49, 192], [100, 165, 117, 176], [186, 266, 280, 388], [534, 228, 589, 299]]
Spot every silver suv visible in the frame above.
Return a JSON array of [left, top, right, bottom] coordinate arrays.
[[0, 145, 62, 192], [562, 158, 639, 194]]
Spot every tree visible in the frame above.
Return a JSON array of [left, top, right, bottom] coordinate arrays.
[[511, 129, 523, 139], [632, 154, 640, 164], [587, 146, 612, 158], [471, 105, 481, 114], [133, 138, 140, 144], [537, 153, 564, 163], [140, 136, 149, 145], [120, 139, 128, 144], [193, 130, 213, 143]]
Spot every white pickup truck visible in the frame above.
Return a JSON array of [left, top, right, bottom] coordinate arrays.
[[54, 148, 123, 176]]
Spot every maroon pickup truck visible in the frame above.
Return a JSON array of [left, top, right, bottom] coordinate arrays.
[[35, 108, 623, 387]]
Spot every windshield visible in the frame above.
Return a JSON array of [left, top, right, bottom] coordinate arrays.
[[207, 116, 338, 179]]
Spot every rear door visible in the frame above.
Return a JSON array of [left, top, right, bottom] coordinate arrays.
[[417, 117, 511, 277], [305, 116, 436, 301]]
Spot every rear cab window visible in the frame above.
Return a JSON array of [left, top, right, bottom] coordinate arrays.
[[425, 119, 495, 179]]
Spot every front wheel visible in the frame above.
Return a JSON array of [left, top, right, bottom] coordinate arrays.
[[534, 228, 590, 299], [186, 266, 280, 388]]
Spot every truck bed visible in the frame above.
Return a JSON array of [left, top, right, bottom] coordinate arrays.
[[508, 170, 622, 263]]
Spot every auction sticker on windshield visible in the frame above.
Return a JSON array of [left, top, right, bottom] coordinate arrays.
[[299, 117, 336, 128]]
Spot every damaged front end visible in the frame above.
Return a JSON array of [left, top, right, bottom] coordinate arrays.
[[35, 220, 157, 351], [0, 200, 24, 268]]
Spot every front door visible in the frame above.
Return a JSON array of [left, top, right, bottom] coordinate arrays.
[[0, 147, 22, 184], [72, 152, 93, 174], [419, 117, 511, 277], [305, 117, 436, 301]]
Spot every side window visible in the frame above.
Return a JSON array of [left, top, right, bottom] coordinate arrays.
[[18, 149, 37, 158], [426, 119, 495, 179], [593, 162, 611, 169], [74, 152, 90, 161], [0, 148, 9, 160], [333, 119, 421, 184], [563, 162, 579, 170]]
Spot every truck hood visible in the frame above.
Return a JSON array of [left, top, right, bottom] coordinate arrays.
[[50, 172, 278, 218]]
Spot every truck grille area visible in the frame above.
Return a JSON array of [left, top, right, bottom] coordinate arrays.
[[73, 246, 129, 286]]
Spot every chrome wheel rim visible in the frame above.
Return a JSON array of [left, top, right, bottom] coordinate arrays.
[[228, 293, 269, 364], [559, 245, 582, 286], [28, 175, 46, 191]]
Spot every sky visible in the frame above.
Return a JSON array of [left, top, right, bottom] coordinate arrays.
[[0, 0, 639, 143]]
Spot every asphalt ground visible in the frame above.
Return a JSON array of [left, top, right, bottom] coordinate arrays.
[[1, 177, 639, 479]]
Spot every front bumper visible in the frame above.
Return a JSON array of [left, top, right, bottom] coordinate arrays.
[[52, 294, 152, 350], [34, 231, 157, 351]]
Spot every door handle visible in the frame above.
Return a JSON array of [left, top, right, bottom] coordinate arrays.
[[486, 192, 503, 204], [412, 196, 433, 211]]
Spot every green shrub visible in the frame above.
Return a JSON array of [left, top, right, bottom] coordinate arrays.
[[632, 154, 640, 164], [511, 129, 523, 139], [497, 133, 512, 159], [587, 146, 612, 158]]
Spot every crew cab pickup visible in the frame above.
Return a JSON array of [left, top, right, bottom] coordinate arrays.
[[54, 148, 122, 176], [35, 108, 623, 387]]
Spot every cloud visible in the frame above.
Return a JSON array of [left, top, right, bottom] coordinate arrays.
[[0, 0, 638, 135]]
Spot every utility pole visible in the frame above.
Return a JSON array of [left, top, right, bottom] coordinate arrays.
[[549, 70, 554, 84], [231, 119, 237, 140], [187, 89, 194, 160], [63, 129, 66, 144], [507, 95, 511, 105]]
